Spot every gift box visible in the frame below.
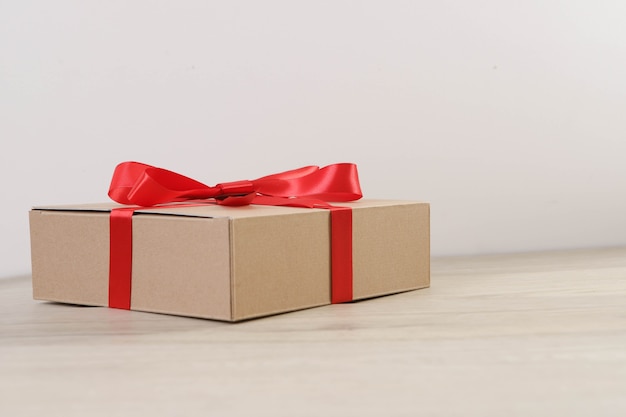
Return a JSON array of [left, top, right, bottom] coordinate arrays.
[[29, 162, 430, 321]]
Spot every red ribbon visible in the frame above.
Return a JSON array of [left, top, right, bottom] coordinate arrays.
[[108, 208, 134, 310], [109, 161, 361, 207], [107, 162, 362, 310]]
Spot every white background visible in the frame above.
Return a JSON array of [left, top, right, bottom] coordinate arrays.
[[2, 1, 625, 279]]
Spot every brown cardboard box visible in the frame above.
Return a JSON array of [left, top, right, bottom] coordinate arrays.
[[29, 199, 429, 321]]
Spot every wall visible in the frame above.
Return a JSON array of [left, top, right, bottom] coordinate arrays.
[[2, 1, 626, 278]]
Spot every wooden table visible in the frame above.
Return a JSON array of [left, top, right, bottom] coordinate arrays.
[[2, 247, 625, 416]]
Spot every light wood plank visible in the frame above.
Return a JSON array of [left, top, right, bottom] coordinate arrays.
[[1, 247, 626, 416]]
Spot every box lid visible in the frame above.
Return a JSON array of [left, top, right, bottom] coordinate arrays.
[[31, 199, 425, 218]]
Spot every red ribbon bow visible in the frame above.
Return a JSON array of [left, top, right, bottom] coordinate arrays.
[[109, 161, 362, 207], [107, 161, 362, 311]]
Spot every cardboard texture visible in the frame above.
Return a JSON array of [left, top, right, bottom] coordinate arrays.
[[29, 200, 430, 321]]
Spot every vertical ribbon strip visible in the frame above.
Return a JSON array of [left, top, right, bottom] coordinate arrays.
[[330, 207, 353, 303], [109, 208, 134, 309]]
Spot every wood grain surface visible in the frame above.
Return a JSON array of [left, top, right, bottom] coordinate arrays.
[[1, 247, 626, 416]]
